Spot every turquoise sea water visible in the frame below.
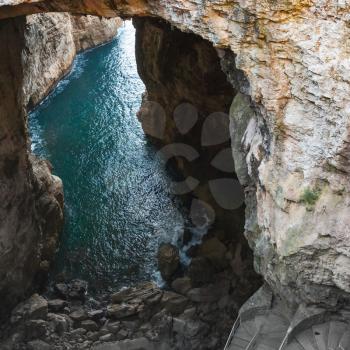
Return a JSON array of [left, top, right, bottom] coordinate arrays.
[[29, 22, 186, 292]]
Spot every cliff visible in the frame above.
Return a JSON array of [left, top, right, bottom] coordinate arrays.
[[0, 0, 350, 343], [23, 13, 122, 108]]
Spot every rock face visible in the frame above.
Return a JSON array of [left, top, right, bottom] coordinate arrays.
[[23, 13, 122, 108], [1, 0, 350, 316]]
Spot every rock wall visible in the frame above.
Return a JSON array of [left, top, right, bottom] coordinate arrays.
[[134, 17, 260, 297], [23, 13, 122, 108], [0, 0, 350, 312], [0, 17, 64, 318]]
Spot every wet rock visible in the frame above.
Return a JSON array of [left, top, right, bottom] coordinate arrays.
[[81, 319, 99, 331], [107, 303, 139, 319], [171, 277, 192, 295], [69, 279, 88, 300], [54, 279, 88, 300], [182, 229, 193, 246], [157, 243, 180, 281], [11, 294, 48, 324], [48, 299, 67, 312]]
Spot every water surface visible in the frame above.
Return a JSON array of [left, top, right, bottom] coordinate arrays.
[[29, 22, 185, 291]]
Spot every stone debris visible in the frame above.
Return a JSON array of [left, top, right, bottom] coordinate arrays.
[[0, 264, 254, 350]]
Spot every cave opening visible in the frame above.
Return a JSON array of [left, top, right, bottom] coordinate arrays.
[[0, 14, 261, 348]]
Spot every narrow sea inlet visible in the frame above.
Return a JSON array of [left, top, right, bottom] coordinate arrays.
[[29, 21, 185, 292]]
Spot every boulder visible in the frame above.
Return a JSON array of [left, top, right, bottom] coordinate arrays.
[[161, 291, 188, 315], [54, 279, 88, 300], [81, 319, 99, 331], [88, 309, 105, 320], [25, 319, 48, 339], [107, 303, 139, 319], [157, 243, 180, 281], [11, 294, 48, 324], [69, 309, 88, 322], [27, 340, 51, 350], [47, 313, 70, 334], [48, 299, 67, 312], [197, 237, 228, 270], [171, 277, 192, 295], [187, 257, 215, 286]]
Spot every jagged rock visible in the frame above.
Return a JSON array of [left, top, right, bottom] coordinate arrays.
[[187, 257, 215, 286], [55, 280, 88, 300], [81, 319, 99, 331], [88, 309, 105, 320], [157, 243, 180, 281], [99, 333, 114, 342], [115, 329, 129, 340], [107, 304, 139, 319], [27, 340, 51, 350], [25, 319, 48, 339], [187, 284, 227, 303], [107, 321, 121, 334], [171, 277, 192, 295], [69, 309, 88, 322], [48, 299, 68, 312], [161, 292, 188, 315], [11, 294, 48, 324], [111, 282, 162, 306], [47, 313, 70, 334], [197, 237, 229, 270]]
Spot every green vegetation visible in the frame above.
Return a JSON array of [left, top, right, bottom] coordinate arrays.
[[300, 187, 321, 207]]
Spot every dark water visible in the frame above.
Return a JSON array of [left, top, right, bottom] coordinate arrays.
[[29, 22, 186, 291]]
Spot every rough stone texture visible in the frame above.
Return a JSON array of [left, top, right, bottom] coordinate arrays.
[[0, 17, 64, 318], [1, 0, 350, 312], [0, 276, 244, 350], [157, 243, 180, 281], [23, 13, 122, 108]]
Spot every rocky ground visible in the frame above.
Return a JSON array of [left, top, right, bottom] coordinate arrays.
[[0, 235, 261, 350]]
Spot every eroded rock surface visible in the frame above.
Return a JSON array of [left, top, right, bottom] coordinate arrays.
[[23, 13, 122, 108]]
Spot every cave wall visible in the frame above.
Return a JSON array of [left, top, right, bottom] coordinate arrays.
[[0, 0, 350, 310], [23, 13, 122, 108], [134, 16, 260, 301], [0, 17, 64, 317], [134, 17, 245, 236]]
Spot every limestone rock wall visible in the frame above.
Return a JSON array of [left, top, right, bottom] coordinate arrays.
[[0, 0, 350, 310], [0, 17, 64, 318], [23, 13, 122, 108]]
